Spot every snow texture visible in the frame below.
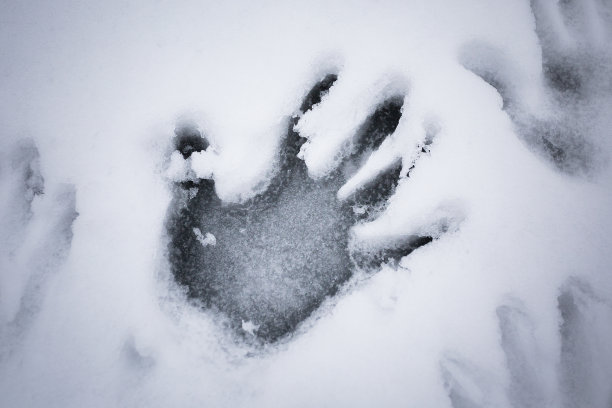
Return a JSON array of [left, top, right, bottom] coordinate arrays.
[[1, 0, 612, 407]]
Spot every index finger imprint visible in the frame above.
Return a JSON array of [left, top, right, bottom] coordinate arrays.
[[295, 69, 408, 179]]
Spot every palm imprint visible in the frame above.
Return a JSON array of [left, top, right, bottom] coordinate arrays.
[[165, 75, 433, 342]]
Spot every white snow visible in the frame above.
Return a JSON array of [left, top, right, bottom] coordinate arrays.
[[165, 151, 190, 182], [0, 1, 611, 407], [241, 320, 260, 336], [189, 149, 217, 180], [193, 228, 216, 247]]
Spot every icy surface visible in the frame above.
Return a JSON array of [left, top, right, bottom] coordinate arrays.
[[1, 0, 612, 407]]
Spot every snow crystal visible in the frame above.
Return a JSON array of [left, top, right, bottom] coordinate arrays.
[[241, 320, 260, 336], [193, 228, 216, 247]]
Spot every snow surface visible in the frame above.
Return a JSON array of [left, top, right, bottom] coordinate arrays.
[[1, 0, 612, 407]]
